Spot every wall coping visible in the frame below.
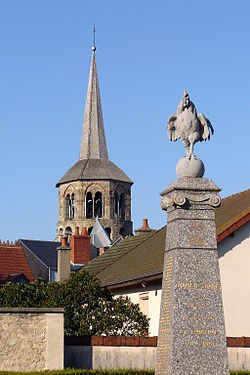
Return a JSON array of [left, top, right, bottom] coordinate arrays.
[[65, 336, 250, 348], [0, 308, 64, 314], [65, 335, 157, 347]]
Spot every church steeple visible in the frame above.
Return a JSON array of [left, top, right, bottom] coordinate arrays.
[[56, 33, 133, 241], [79, 38, 109, 160]]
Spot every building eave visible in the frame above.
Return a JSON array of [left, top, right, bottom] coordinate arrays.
[[105, 272, 163, 291], [217, 212, 250, 243]]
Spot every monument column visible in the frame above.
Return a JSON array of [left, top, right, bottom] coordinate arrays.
[[156, 90, 229, 374]]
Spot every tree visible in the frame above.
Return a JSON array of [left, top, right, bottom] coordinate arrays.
[[0, 271, 149, 336]]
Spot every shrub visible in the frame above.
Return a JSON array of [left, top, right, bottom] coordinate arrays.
[[0, 271, 149, 336]]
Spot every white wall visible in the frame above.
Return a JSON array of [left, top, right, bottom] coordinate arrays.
[[65, 346, 156, 370], [218, 222, 250, 336], [114, 222, 250, 337], [65, 345, 250, 371], [115, 282, 162, 336]]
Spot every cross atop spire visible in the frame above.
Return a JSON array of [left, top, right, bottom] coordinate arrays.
[[92, 24, 96, 52], [79, 34, 109, 160]]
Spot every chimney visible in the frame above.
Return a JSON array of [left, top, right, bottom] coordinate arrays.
[[57, 237, 71, 282], [70, 227, 91, 265], [134, 218, 155, 236]]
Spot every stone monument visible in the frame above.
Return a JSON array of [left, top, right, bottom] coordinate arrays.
[[156, 90, 229, 374]]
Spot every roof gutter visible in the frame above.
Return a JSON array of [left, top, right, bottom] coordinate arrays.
[[217, 212, 250, 243], [104, 272, 163, 291]]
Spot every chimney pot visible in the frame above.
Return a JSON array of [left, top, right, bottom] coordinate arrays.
[[81, 227, 88, 236], [75, 226, 79, 235], [142, 218, 149, 229]]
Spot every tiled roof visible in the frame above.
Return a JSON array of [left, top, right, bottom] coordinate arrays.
[[0, 244, 34, 282], [84, 232, 154, 277], [84, 189, 250, 288], [20, 239, 60, 269], [56, 159, 133, 187], [216, 189, 250, 240]]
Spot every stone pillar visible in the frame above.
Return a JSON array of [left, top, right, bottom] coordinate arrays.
[[57, 237, 71, 282], [156, 177, 229, 375]]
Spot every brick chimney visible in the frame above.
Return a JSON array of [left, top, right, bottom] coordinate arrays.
[[57, 237, 71, 282], [134, 218, 155, 236], [69, 226, 90, 265]]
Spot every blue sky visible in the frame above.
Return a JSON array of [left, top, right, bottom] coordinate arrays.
[[0, 0, 249, 241]]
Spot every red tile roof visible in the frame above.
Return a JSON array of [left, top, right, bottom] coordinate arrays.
[[0, 243, 34, 282]]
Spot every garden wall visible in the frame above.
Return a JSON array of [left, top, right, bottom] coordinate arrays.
[[65, 336, 250, 371], [0, 308, 64, 372]]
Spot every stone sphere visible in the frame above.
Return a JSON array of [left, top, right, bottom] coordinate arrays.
[[176, 156, 205, 178]]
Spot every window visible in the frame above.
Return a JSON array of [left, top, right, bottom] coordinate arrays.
[[105, 227, 111, 237], [139, 293, 149, 316], [65, 193, 75, 219], [58, 228, 63, 241], [114, 192, 119, 216], [65, 194, 70, 219], [119, 194, 125, 219], [86, 192, 93, 218], [88, 226, 93, 235], [65, 226, 72, 242], [71, 193, 75, 219], [94, 192, 102, 218]]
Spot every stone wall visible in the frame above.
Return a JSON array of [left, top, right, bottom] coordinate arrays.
[[0, 308, 64, 371], [65, 336, 250, 371]]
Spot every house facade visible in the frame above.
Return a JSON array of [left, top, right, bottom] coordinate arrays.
[[84, 189, 250, 337]]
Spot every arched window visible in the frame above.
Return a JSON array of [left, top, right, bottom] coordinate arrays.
[[65, 194, 70, 219], [65, 226, 72, 242], [66, 193, 75, 219], [71, 193, 75, 219], [58, 228, 63, 242], [88, 226, 93, 235], [114, 192, 119, 216], [94, 192, 102, 218], [105, 227, 111, 237], [119, 227, 125, 236], [119, 194, 125, 219], [86, 192, 93, 218]]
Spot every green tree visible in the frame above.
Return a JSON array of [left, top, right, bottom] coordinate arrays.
[[0, 271, 149, 336]]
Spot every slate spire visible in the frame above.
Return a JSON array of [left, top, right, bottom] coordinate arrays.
[[79, 42, 109, 160]]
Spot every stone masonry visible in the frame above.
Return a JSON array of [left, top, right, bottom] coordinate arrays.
[[57, 179, 132, 240], [56, 46, 133, 241], [0, 308, 64, 371]]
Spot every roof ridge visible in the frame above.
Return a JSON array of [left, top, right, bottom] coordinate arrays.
[[221, 188, 250, 202], [20, 239, 59, 244]]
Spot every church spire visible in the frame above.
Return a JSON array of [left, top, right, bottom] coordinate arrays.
[[80, 29, 109, 160]]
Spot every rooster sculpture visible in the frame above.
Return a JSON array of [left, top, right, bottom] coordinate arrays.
[[167, 89, 214, 159]]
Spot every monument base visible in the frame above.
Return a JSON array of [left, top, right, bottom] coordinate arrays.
[[156, 177, 229, 375]]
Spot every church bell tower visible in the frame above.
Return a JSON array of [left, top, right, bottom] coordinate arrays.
[[56, 38, 133, 241]]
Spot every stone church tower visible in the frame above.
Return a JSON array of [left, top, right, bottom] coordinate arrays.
[[56, 44, 133, 241]]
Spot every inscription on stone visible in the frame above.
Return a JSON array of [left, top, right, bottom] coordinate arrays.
[[156, 255, 173, 375], [156, 177, 229, 374]]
